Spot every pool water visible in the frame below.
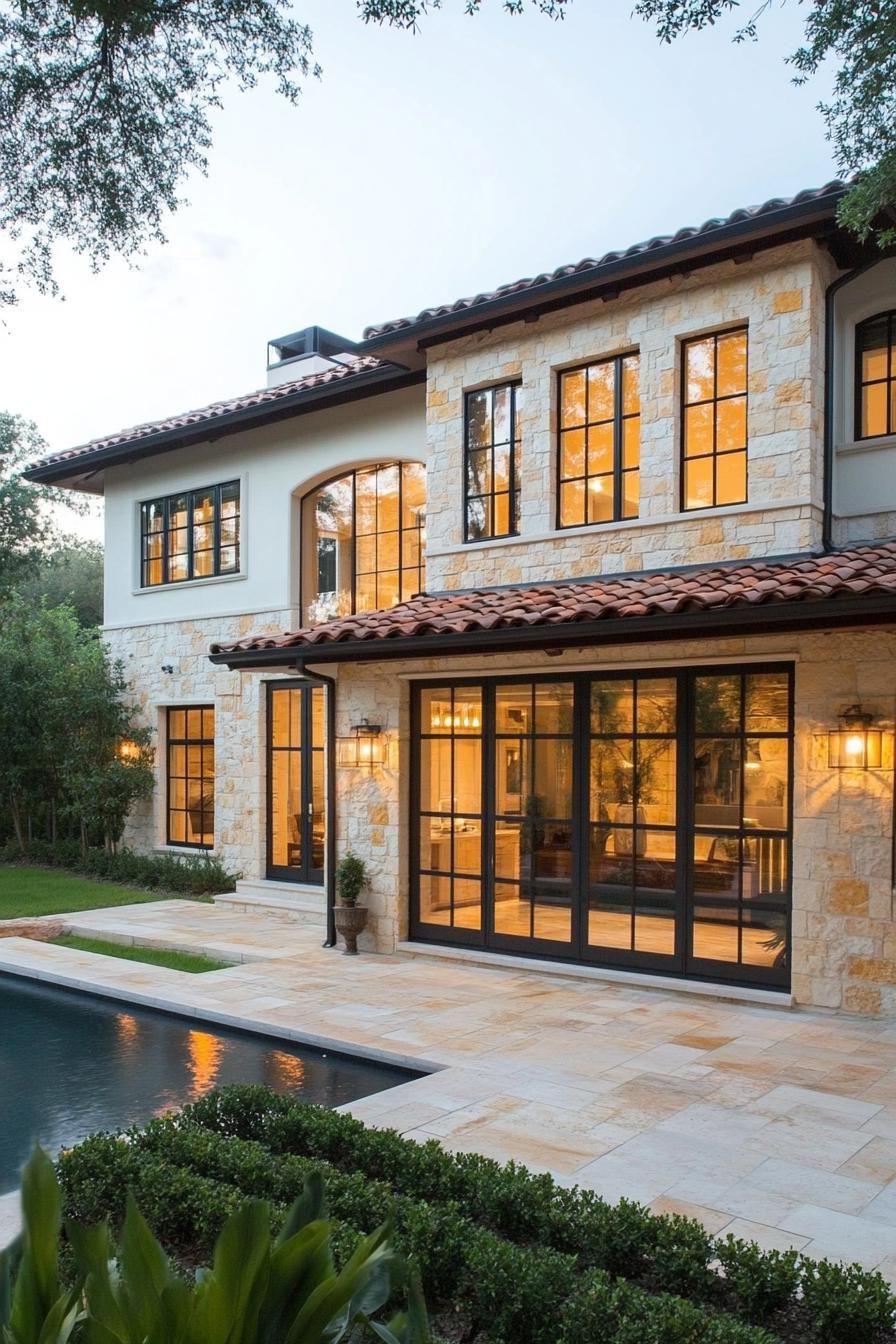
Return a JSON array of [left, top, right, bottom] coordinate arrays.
[[0, 975, 417, 1191]]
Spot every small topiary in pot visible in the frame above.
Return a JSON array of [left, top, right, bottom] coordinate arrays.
[[334, 851, 369, 954]]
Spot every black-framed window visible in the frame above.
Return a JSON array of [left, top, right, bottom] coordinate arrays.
[[464, 383, 521, 542], [411, 665, 793, 990], [682, 328, 748, 511], [167, 706, 214, 848], [141, 481, 240, 587], [558, 354, 640, 527], [856, 311, 896, 439], [302, 462, 426, 626]]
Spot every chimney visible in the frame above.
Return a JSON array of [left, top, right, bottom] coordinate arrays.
[[266, 326, 358, 388]]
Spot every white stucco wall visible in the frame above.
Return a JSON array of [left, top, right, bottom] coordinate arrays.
[[102, 384, 426, 629], [831, 257, 896, 541]]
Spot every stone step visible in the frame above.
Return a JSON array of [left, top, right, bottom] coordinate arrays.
[[213, 879, 328, 926]]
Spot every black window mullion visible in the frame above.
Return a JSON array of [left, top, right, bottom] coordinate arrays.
[[163, 497, 171, 586], [613, 354, 623, 522]]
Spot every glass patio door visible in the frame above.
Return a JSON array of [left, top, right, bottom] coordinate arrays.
[[267, 682, 325, 884]]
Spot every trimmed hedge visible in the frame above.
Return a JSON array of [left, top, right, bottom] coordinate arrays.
[[0, 839, 237, 896], [56, 1085, 896, 1344]]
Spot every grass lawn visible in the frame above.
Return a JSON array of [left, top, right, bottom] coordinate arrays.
[[0, 866, 190, 921], [49, 933, 231, 973]]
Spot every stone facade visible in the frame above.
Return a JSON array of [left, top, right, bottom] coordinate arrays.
[[423, 241, 836, 591], [100, 237, 896, 1013]]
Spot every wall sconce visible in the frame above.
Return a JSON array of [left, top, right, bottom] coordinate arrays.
[[337, 719, 384, 770], [116, 739, 141, 763], [828, 704, 882, 769]]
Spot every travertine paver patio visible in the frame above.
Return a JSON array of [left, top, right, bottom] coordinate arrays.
[[5, 899, 896, 1272]]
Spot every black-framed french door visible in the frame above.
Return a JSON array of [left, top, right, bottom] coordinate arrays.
[[410, 665, 793, 989], [266, 681, 325, 884]]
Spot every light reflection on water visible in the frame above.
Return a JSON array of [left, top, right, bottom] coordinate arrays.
[[0, 976, 415, 1191]]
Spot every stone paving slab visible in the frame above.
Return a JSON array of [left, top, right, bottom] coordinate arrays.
[[4, 899, 896, 1274]]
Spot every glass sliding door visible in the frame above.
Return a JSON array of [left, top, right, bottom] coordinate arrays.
[[588, 676, 679, 970], [414, 686, 484, 940], [267, 682, 325, 884], [491, 681, 575, 951], [687, 669, 791, 984], [410, 665, 792, 989]]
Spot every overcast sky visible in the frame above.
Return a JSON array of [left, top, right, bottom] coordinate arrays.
[[2, 0, 837, 541]]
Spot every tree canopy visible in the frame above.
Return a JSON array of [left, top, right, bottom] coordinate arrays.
[[634, 0, 896, 246], [18, 538, 104, 627], [0, 411, 90, 595], [1, 0, 894, 310]]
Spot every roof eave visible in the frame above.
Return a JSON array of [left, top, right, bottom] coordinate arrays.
[[358, 191, 846, 361], [23, 365, 425, 488], [208, 589, 896, 670]]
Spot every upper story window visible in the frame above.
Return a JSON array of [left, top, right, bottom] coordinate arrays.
[[856, 311, 896, 439], [302, 462, 426, 625], [682, 328, 748, 512], [141, 481, 240, 587], [464, 383, 521, 542], [558, 353, 640, 528]]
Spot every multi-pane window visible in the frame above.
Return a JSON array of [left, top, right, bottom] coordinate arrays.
[[464, 384, 521, 542], [856, 311, 896, 439], [167, 706, 214, 848], [682, 328, 748, 511], [558, 354, 640, 527], [303, 462, 426, 625], [141, 482, 240, 587]]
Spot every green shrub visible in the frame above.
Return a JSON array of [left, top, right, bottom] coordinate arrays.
[[558, 1271, 778, 1344], [2, 838, 237, 895], [651, 1212, 718, 1300], [715, 1236, 800, 1323], [801, 1257, 896, 1343]]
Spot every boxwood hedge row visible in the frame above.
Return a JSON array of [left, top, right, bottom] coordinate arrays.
[[56, 1084, 896, 1344]]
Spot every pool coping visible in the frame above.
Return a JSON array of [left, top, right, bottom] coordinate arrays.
[[0, 943, 442, 1078]]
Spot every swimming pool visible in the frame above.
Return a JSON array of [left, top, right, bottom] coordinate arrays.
[[0, 974, 417, 1191]]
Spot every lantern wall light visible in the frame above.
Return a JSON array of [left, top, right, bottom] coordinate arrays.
[[828, 704, 883, 769], [337, 719, 384, 770]]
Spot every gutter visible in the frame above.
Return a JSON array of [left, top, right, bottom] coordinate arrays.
[[23, 367, 425, 487], [358, 191, 846, 357], [295, 664, 338, 949], [208, 589, 896, 671]]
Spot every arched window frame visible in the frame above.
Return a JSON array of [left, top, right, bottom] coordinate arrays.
[[301, 461, 426, 626], [855, 310, 896, 441]]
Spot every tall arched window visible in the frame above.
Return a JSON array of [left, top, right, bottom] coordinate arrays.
[[302, 462, 426, 625], [856, 311, 896, 439]]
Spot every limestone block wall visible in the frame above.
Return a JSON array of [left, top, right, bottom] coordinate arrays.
[[104, 609, 295, 879], [423, 241, 836, 592]]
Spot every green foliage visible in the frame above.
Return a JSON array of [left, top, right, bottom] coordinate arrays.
[[1, 841, 237, 896], [6, 1148, 429, 1344], [801, 1256, 896, 1344], [633, 0, 896, 246], [0, 414, 88, 596], [0, 598, 153, 855], [56, 1086, 896, 1344], [49, 933, 232, 972], [17, 540, 104, 628], [336, 851, 368, 906], [715, 1236, 801, 1324]]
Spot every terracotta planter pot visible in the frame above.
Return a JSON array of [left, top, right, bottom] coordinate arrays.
[[334, 903, 368, 956]]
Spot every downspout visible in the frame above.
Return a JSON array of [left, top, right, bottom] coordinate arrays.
[[299, 663, 338, 948]]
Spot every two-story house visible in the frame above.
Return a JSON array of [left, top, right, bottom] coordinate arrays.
[[27, 180, 896, 1013]]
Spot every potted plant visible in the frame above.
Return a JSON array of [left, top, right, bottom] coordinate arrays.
[[334, 850, 369, 955]]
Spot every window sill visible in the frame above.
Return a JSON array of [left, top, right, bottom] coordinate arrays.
[[426, 497, 810, 557], [154, 844, 217, 857], [836, 435, 896, 458], [133, 572, 247, 597]]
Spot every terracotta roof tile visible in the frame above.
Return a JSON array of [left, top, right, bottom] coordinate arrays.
[[212, 542, 896, 661], [27, 355, 394, 473], [362, 182, 846, 340]]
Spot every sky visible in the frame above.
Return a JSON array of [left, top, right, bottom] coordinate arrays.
[[1, 0, 838, 542]]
